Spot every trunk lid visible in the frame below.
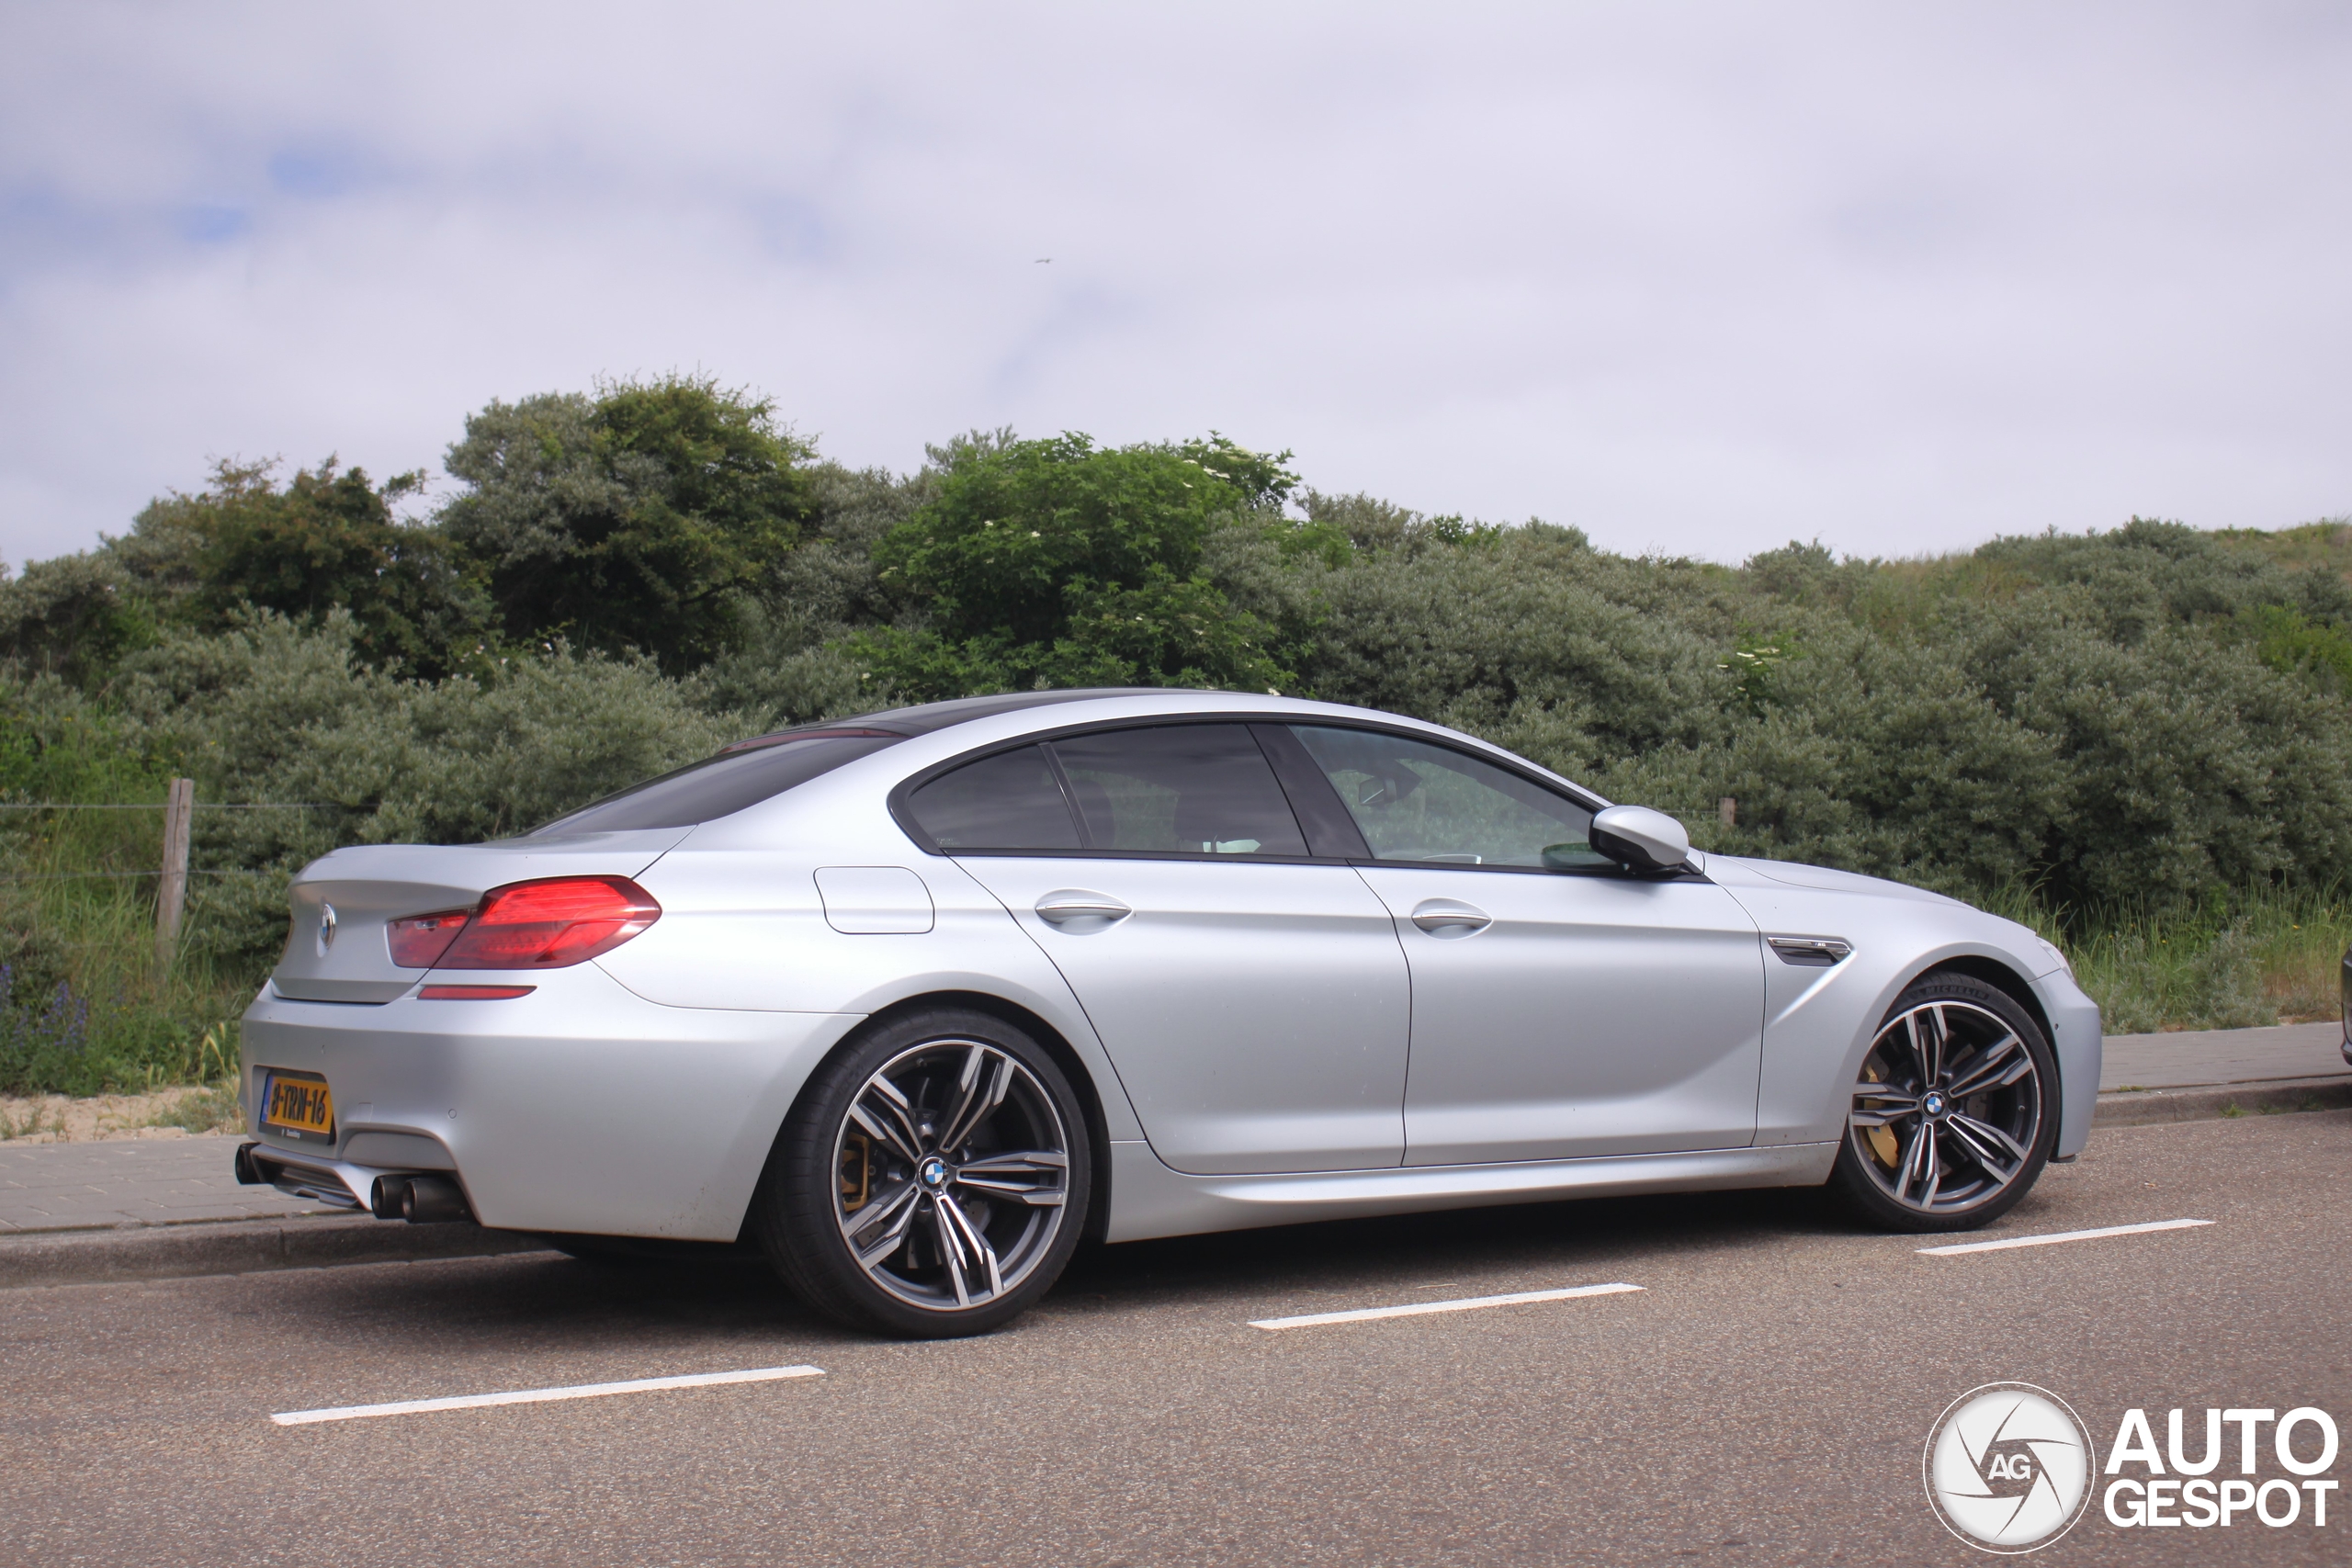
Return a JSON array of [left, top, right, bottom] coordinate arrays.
[[268, 829, 692, 1002]]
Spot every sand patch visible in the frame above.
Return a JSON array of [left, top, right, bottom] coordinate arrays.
[[0, 1085, 244, 1143]]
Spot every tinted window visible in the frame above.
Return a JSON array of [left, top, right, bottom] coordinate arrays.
[[907, 746, 1080, 850], [1289, 727, 1603, 868], [1050, 725, 1309, 856], [532, 736, 902, 835]]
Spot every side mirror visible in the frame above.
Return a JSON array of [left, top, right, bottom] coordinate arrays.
[[1589, 805, 1691, 873]]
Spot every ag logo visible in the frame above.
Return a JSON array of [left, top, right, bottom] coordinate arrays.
[[1924, 1382, 2096, 1553]]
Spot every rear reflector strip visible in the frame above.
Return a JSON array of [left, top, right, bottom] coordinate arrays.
[[418, 985, 536, 1000]]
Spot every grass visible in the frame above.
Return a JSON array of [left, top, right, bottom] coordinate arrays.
[[0, 1100, 60, 1138], [1984, 884, 2350, 1035], [2211, 518, 2352, 580], [0, 793, 260, 1098], [141, 1081, 245, 1134]]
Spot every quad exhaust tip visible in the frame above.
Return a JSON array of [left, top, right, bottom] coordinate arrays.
[[370, 1173, 473, 1224], [239, 1143, 471, 1222]]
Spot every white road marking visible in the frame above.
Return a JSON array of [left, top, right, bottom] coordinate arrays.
[[1250, 1282, 1643, 1331], [270, 1364, 825, 1426], [1916, 1218, 2215, 1257]]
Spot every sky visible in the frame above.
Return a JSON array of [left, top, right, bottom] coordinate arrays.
[[3, 1, 2348, 568]]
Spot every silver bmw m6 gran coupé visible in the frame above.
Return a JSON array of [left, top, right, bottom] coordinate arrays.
[[238, 689, 2101, 1336]]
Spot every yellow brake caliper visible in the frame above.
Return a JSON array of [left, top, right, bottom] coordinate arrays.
[[840, 1132, 871, 1213], [1862, 1065, 1900, 1168]]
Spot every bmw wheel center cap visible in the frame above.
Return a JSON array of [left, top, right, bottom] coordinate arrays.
[[919, 1156, 948, 1190], [1923, 1090, 1947, 1119]]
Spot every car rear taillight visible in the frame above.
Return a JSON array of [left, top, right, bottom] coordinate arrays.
[[389, 909, 474, 968], [435, 876, 662, 970]]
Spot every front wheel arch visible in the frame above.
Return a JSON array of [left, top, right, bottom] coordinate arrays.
[[1828, 966, 2058, 1232], [1928, 953, 2061, 1103]]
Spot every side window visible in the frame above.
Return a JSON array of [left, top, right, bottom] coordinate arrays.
[[1048, 725, 1310, 856], [906, 745, 1080, 850], [1287, 726, 1605, 869]]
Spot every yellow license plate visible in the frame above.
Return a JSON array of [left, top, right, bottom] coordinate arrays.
[[262, 1073, 334, 1140]]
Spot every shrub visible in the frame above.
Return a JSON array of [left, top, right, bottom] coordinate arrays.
[[439, 377, 813, 671], [10, 392, 2352, 1088], [104, 613, 747, 964]]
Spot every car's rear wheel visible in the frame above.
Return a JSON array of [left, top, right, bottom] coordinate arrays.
[[752, 1008, 1090, 1337], [1829, 971, 2056, 1233]]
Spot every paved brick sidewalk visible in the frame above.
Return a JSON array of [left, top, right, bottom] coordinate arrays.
[[0, 1021, 2342, 1241], [0, 1137, 334, 1234], [2099, 1021, 2345, 1089]]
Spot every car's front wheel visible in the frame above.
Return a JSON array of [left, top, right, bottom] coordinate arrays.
[[1829, 971, 2056, 1232], [752, 1008, 1091, 1337]]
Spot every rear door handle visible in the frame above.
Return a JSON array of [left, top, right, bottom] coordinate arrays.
[[1034, 891, 1132, 928], [1409, 898, 1491, 936]]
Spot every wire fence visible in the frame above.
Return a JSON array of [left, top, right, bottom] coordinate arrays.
[[0, 803, 331, 811], [0, 784, 317, 962], [0, 797, 319, 888], [0, 870, 281, 883]]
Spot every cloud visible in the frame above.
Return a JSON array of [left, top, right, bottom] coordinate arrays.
[[1, 0, 2348, 567]]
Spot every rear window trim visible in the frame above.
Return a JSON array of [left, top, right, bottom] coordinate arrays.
[[530, 731, 909, 837], [887, 714, 1611, 863]]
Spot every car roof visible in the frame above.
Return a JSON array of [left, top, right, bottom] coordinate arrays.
[[727, 688, 1210, 747]]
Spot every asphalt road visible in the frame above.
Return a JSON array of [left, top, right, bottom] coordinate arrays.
[[4, 1111, 2346, 1568]]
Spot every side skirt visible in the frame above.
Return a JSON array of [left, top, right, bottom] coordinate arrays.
[[1101, 1139, 1838, 1244]]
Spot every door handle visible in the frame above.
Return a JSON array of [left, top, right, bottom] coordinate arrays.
[[1034, 891, 1132, 928], [1409, 898, 1491, 936]]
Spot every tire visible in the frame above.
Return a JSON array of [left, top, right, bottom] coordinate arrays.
[[1828, 970, 2057, 1233], [750, 1007, 1091, 1337]]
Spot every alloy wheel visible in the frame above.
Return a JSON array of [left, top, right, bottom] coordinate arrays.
[[831, 1039, 1071, 1312], [1848, 999, 2043, 1216]]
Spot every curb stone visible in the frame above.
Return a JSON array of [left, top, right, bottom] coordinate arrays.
[[0, 1214, 547, 1290], [2092, 1076, 2352, 1127]]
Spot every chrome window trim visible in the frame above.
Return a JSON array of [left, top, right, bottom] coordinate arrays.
[[881, 712, 1708, 880]]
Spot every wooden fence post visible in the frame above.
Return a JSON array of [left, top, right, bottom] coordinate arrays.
[[1718, 796, 1737, 829], [155, 777, 194, 966]]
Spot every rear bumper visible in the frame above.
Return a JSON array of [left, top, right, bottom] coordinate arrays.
[[238, 964, 862, 1242]]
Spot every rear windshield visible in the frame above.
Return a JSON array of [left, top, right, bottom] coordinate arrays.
[[530, 735, 902, 835]]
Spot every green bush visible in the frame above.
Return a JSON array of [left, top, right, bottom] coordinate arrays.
[[852, 431, 1334, 698], [126, 458, 490, 678], [109, 614, 746, 964], [440, 376, 814, 672], [6, 387, 2352, 1091]]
